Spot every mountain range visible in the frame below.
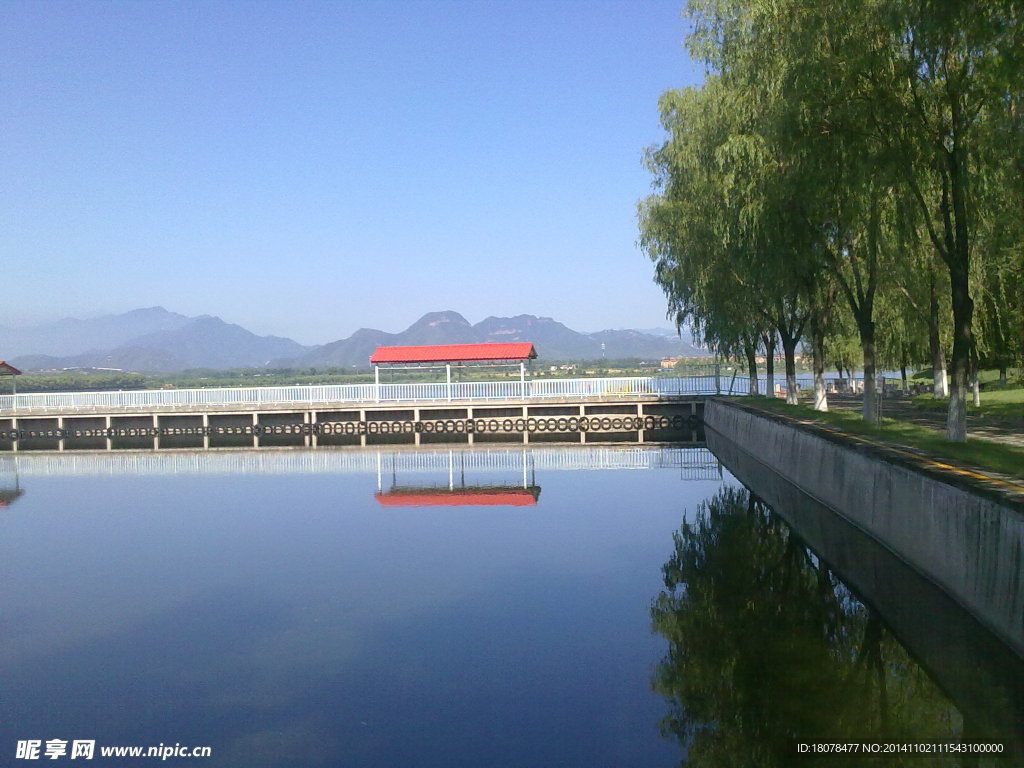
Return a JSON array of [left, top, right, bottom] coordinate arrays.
[[2, 308, 707, 373]]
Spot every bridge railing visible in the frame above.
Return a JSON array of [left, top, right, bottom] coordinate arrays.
[[0, 375, 746, 415]]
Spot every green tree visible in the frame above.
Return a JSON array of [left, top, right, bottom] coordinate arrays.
[[652, 486, 970, 766]]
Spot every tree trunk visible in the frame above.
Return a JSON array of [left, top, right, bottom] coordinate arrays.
[[861, 322, 878, 423], [971, 341, 981, 407], [999, 366, 1007, 388], [944, 118, 974, 443], [745, 342, 759, 396], [946, 258, 974, 442], [928, 262, 948, 398], [900, 363, 908, 393], [780, 332, 799, 405], [811, 320, 828, 412], [762, 333, 776, 398]]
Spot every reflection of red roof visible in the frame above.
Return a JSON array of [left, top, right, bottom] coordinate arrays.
[[370, 343, 537, 364], [375, 486, 540, 507]]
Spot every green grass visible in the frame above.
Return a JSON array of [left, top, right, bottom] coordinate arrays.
[[740, 396, 1024, 480], [911, 367, 1022, 386], [911, 388, 1024, 419]]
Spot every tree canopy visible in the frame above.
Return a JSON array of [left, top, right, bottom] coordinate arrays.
[[640, 0, 1023, 440]]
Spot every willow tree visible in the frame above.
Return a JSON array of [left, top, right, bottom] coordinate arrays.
[[873, 0, 1023, 440], [640, 56, 827, 406], [640, 79, 805, 402], [973, 88, 1024, 386]]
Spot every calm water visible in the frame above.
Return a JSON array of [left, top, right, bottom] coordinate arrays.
[[0, 446, 1019, 766]]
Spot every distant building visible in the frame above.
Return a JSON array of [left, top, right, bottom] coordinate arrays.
[[661, 356, 683, 369]]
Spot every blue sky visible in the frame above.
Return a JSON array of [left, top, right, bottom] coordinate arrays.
[[2, 1, 703, 345]]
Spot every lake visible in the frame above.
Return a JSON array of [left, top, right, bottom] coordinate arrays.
[[0, 445, 1017, 766]]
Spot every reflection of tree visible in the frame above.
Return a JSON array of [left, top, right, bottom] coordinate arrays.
[[651, 486, 979, 767]]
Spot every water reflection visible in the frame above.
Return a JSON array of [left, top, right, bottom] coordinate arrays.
[[0, 456, 23, 507], [1, 445, 704, 767], [651, 486, 1014, 766], [376, 486, 541, 507], [373, 447, 541, 507]]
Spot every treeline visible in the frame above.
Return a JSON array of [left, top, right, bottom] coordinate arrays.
[[8, 360, 667, 394], [639, 0, 1023, 441]]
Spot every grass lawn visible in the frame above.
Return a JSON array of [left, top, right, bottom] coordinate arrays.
[[911, 387, 1024, 420], [740, 396, 1024, 481], [911, 367, 1022, 386]]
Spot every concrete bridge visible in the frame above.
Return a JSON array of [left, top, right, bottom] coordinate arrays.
[[0, 375, 747, 452]]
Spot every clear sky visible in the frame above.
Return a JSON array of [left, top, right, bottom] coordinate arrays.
[[2, 0, 703, 345]]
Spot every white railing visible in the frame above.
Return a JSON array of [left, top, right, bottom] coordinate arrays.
[[0, 375, 740, 415]]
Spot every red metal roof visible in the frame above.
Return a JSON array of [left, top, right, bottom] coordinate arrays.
[[370, 343, 537, 364], [375, 486, 540, 507], [0, 361, 22, 376]]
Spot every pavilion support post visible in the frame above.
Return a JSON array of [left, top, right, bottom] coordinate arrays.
[[374, 366, 380, 402], [520, 362, 525, 397], [446, 364, 452, 402]]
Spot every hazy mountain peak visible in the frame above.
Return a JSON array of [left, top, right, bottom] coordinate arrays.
[[407, 310, 471, 330], [7, 307, 709, 373]]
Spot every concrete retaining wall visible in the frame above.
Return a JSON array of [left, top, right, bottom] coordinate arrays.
[[704, 398, 1024, 658]]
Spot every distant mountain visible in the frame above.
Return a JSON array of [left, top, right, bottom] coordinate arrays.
[[4, 308, 707, 373], [282, 327, 399, 369], [283, 311, 707, 368], [630, 326, 687, 339], [0, 307, 192, 358], [6, 311, 310, 373]]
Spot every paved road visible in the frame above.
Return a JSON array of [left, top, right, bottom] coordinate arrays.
[[821, 393, 1024, 448]]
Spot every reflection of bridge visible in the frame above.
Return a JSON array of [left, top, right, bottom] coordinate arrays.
[[0, 445, 721, 481]]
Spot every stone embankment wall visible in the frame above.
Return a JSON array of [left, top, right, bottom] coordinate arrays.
[[704, 399, 1024, 658]]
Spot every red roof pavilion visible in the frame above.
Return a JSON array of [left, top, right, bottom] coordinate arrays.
[[0, 361, 21, 395], [370, 342, 537, 365]]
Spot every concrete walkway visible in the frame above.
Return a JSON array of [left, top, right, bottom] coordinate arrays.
[[818, 393, 1024, 449]]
